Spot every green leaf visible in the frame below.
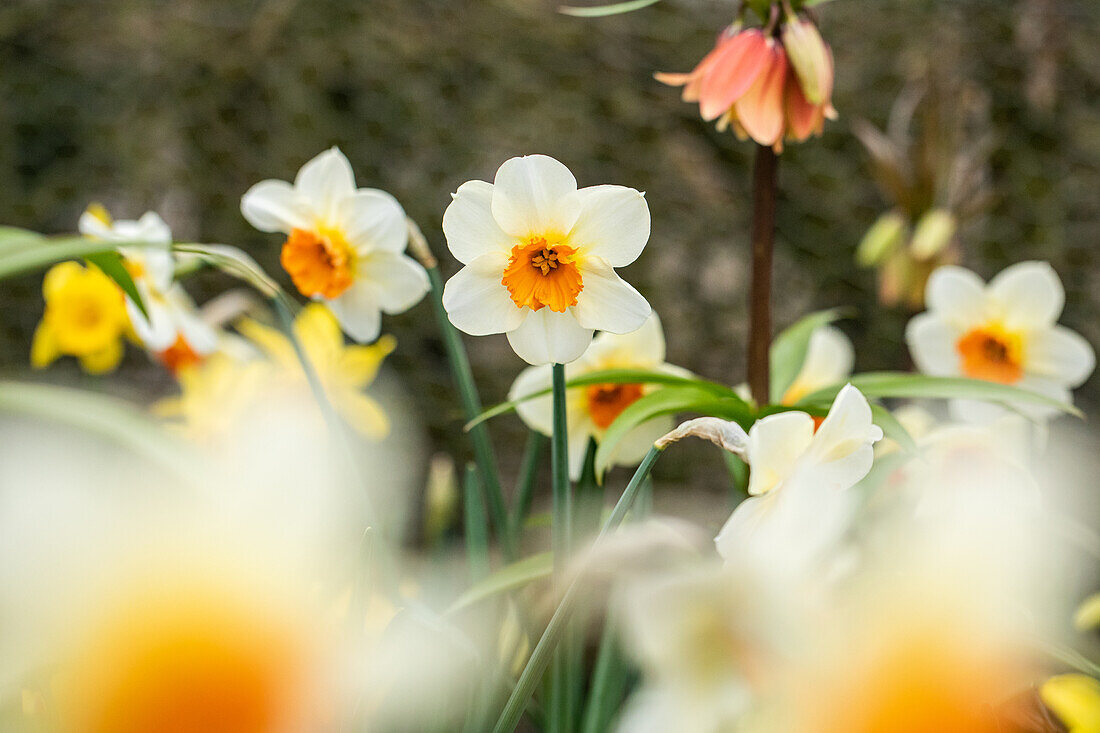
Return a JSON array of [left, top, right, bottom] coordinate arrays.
[[468, 368, 736, 431], [172, 243, 281, 298], [869, 402, 917, 454], [0, 226, 45, 253], [795, 372, 1081, 417], [799, 0, 839, 6], [448, 552, 552, 614], [0, 235, 154, 281], [85, 250, 149, 320], [559, 0, 662, 17], [769, 308, 851, 403], [0, 381, 196, 478], [594, 386, 753, 478]]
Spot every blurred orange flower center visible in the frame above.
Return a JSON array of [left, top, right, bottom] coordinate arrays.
[[281, 227, 355, 300], [159, 335, 204, 375], [502, 238, 582, 312], [956, 325, 1023, 384], [586, 382, 644, 429], [61, 589, 312, 733]]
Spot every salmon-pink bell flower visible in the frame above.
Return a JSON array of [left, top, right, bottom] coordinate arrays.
[[657, 18, 836, 152]]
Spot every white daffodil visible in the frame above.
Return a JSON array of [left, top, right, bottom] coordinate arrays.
[[78, 205, 219, 366], [780, 325, 854, 404], [906, 262, 1095, 421], [508, 314, 688, 478], [715, 384, 882, 565], [441, 154, 652, 365], [240, 147, 429, 342]]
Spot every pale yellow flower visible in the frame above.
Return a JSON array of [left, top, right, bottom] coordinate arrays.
[[1042, 674, 1100, 732]]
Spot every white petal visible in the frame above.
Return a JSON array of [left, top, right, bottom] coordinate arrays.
[[566, 185, 650, 267], [443, 180, 516, 264], [1026, 325, 1095, 387], [241, 179, 312, 233], [572, 258, 651, 334], [357, 252, 429, 314], [608, 416, 674, 470], [341, 189, 407, 253], [128, 296, 176, 352], [788, 325, 853, 396], [326, 281, 382, 343], [804, 385, 882, 491], [925, 265, 988, 327], [491, 155, 581, 239], [294, 147, 356, 225], [715, 492, 776, 559], [442, 253, 526, 336], [506, 308, 594, 366], [583, 312, 666, 368], [567, 429, 594, 482], [509, 365, 554, 435], [905, 313, 961, 376], [133, 212, 173, 244], [988, 261, 1064, 331], [745, 411, 815, 496]]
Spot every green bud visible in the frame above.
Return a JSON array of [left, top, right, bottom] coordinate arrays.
[[856, 211, 907, 267], [909, 209, 957, 261], [782, 13, 832, 105]]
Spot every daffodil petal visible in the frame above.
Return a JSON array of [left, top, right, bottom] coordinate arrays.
[[506, 307, 593, 366], [746, 411, 815, 496], [339, 335, 396, 387], [905, 312, 960, 376], [567, 185, 650, 267], [491, 155, 581, 239], [925, 265, 987, 326], [442, 253, 526, 337], [294, 147, 357, 225], [325, 281, 382, 344], [341, 189, 407, 253], [339, 391, 390, 440], [509, 364, 554, 435], [240, 179, 312, 233], [989, 261, 1064, 331], [1026, 325, 1096, 387], [359, 252, 429, 315], [77, 338, 124, 374], [443, 180, 516, 265], [30, 321, 59, 369], [572, 259, 651, 334]]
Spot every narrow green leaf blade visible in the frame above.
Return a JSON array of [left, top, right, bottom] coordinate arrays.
[[559, 0, 662, 17], [86, 250, 149, 320], [448, 552, 553, 614], [0, 235, 149, 281], [769, 308, 851, 403]]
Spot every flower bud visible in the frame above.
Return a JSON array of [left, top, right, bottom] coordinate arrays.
[[781, 13, 832, 106], [856, 211, 908, 267], [909, 209, 957, 261]]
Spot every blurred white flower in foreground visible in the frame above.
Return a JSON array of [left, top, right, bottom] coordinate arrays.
[[780, 325, 854, 405], [509, 313, 688, 478], [241, 147, 429, 342], [442, 154, 651, 365], [79, 204, 219, 364], [906, 261, 1095, 421]]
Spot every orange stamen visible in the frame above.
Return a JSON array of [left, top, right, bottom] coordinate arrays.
[[501, 238, 582, 313], [956, 325, 1023, 384], [158, 335, 204, 375], [585, 383, 644, 429], [280, 228, 355, 300]]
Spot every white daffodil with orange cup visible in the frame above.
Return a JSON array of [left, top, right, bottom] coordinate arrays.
[[905, 261, 1095, 421], [441, 154, 652, 365], [240, 147, 429, 342], [78, 205, 219, 371], [508, 313, 689, 479]]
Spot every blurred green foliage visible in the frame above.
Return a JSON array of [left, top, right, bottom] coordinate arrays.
[[0, 0, 1097, 491]]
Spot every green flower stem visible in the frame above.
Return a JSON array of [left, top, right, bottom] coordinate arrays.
[[426, 264, 516, 560], [463, 463, 491, 583], [511, 431, 547, 539], [549, 362, 574, 733], [579, 614, 630, 733], [491, 445, 664, 733]]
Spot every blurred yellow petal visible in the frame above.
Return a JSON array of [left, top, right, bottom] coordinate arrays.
[[78, 338, 124, 374], [1075, 593, 1100, 631], [1041, 674, 1100, 732], [42, 261, 84, 300], [340, 334, 396, 386], [237, 318, 299, 369], [83, 202, 113, 227], [339, 391, 390, 439], [293, 303, 344, 362], [30, 320, 60, 369]]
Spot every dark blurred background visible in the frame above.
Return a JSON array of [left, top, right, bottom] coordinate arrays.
[[1, 0, 1098, 512]]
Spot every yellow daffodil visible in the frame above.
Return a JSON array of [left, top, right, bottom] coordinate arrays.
[[240, 148, 429, 342], [508, 313, 688, 478], [906, 261, 1095, 421], [1042, 674, 1100, 732], [31, 261, 130, 373], [442, 154, 652, 365]]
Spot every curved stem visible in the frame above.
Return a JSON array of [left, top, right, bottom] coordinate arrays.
[[748, 144, 778, 406]]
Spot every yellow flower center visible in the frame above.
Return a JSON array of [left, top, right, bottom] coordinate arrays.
[[58, 585, 315, 733], [47, 269, 128, 356], [280, 228, 355, 300], [585, 382, 644, 429], [501, 237, 582, 312], [956, 324, 1024, 384]]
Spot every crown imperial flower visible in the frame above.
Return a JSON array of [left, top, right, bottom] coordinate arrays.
[[442, 154, 652, 365], [241, 147, 429, 342]]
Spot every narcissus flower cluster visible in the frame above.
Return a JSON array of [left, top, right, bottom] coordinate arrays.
[[657, 11, 836, 152]]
